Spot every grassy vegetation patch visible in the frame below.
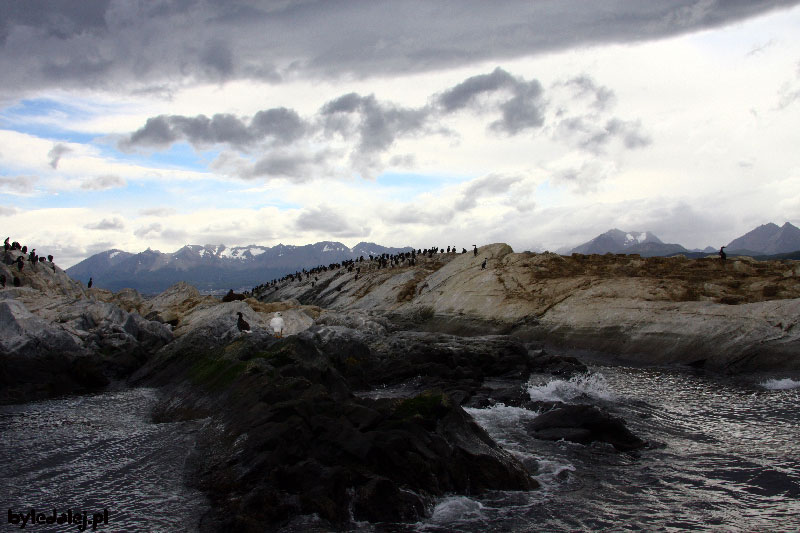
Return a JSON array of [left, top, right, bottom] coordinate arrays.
[[189, 356, 246, 390]]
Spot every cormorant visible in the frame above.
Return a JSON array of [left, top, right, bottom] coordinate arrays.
[[88, 277, 93, 288], [236, 311, 251, 332], [473, 245, 478, 256], [13, 276, 20, 287], [481, 258, 487, 269], [719, 247, 727, 261]]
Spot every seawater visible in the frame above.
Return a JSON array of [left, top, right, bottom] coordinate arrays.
[[0, 388, 208, 532], [403, 366, 800, 532], [3, 368, 800, 532]]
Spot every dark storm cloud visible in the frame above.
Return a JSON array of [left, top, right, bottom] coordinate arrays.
[[320, 93, 430, 154], [492, 79, 545, 134], [437, 68, 518, 112], [437, 68, 545, 134], [245, 151, 327, 182], [120, 108, 308, 150], [120, 67, 647, 181], [0, 0, 110, 43], [200, 39, 234, 79], [2, 0, 798, 95], [295, 205, 367, 238], [123, 116, 178, 148], [47, 143, 72, 169]]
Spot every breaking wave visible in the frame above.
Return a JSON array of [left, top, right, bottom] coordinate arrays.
[[526, 372, 615, 403], [760, 378, 800, 390]]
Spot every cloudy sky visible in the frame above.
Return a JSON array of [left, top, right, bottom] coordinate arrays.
[[2, 0, 800, 267]]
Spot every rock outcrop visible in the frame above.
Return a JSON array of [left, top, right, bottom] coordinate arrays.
[[526, 404, 647, 452], [0, 249, 172, 404], [133, 325, 537, 530], [257, 245, 800, 372]]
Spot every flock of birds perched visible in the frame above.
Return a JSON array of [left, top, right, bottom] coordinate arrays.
[[1, 237, 58, 289], [3, 237, 485, 338], [246, 245, 482, 298]]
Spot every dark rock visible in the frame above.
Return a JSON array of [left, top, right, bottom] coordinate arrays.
[[141, 329, 538, 529], [528, 349, 588, 375], [526, 404, 646, 451], [352, 476, 427, 523]]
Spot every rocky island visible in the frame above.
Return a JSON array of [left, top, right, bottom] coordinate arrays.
[[2, 243, 799, 529]]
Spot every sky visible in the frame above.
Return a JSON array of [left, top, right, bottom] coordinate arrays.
[[2, 0, 800, 268]]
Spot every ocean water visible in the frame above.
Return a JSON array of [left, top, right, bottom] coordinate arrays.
[[402, 366, 800, 532], [0, 388, 208, 532], [3, 367, 800, 532]]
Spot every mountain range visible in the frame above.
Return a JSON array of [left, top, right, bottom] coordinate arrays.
[[569, 222, 800, 258], [66, 222, 800, 294], [66, 241, 413, 294]]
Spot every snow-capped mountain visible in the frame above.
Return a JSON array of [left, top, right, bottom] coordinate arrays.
[[66, 241, 413, 294], [569, 229, 689, 257]]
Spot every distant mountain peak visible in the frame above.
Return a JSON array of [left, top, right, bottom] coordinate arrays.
[[727, 221, 800, 255], [570, 229, 680, 257]]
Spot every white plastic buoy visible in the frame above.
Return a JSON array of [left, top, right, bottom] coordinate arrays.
[[269, 312, 285, 338]]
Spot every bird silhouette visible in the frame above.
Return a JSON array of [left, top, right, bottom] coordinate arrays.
[[237, 311, 251, 332]]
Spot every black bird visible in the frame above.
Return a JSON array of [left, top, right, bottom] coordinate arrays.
[[236, 312, 251, 332], [473, 245, 478, 256], [13, 276, 21, 287], [718, 246, 727, 261], [47, 255, 53, 262], [1, 273, 5, 288], [481, 258, 487, 269], [87, 277, 93, 288], [16, 257, 24, 271]]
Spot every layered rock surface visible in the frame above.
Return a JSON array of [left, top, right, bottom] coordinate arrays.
[[257, 244, 800, 371], [1, 249, 172, 403]]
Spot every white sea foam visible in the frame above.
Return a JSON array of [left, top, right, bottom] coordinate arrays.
[[760, 378, 800, 390], [466, 403, 541, 427], [526, 372, 615, 403], [428, 496, 486, 524], [534, 458, 577, 487]]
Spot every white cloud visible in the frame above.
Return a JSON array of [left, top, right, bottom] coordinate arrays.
[[1, 4, 800, 267]]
